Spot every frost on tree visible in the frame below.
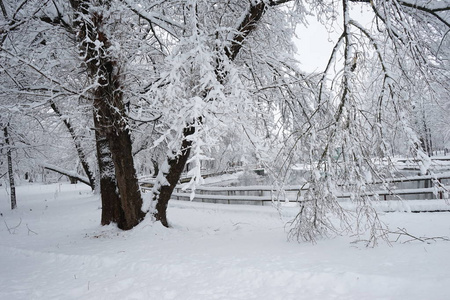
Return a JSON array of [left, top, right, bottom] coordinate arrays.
[[146, 0, 293, 227]]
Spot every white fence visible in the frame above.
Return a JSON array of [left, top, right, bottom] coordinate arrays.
[[140, 173, 450, 207]]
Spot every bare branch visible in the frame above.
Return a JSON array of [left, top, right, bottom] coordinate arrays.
[[3, 218, 22, 234], [391, 227, 450, 244], [26, 224, 38, 235], [0, 0, 8, 19]]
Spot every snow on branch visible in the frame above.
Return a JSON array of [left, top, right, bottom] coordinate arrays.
[[121, 0, 184, 38], [350, 0, 450, 12], [0, 48, 80, 96], [396, 0, 450, 13], [351, 0, 450, 27], [41, 163, 92, 188], [225, 1, 266, 61]]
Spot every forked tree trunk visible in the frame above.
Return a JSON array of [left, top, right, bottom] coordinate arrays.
[[71, 0, 144, 230], [91, 55, 145, 230], [4, 125, 16, 210]]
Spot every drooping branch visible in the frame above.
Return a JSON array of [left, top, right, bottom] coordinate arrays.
[[27, 0, 73, 33], [334, 0, 353, 125], [350, 0, 450, 27], [350, 0, 450, 12], [318, 32, 345, 104], [0, 48, 79, 95], [38, 14, 74, 33], [41, 162, 91, 187], [397, 0, 450, 13], [1, 0, 60, 47], [349, 19, 395, 123], [390, 227, 450, 244]]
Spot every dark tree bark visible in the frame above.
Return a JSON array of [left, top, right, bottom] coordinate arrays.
[[0, 0, 7, 19], [49, 100, 95, 189], [151, 159, 159, 178], [94, 127, 123, 227], [4, 125, 16, 210], [71, 0, 144, 229], [153, 2, 269, 227], [420, 110, 433, 156], [153, 126, 194, 227]]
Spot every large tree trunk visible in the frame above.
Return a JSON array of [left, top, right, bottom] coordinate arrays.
[[4, 125, 16, 210], [94, 127, 123, 227], [89, 33, 144, 231], [109, 130, 145, 229], [94, 95, 145, 229], [71, 0, 144, 230]]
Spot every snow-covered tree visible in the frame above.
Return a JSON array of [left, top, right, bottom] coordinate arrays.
[[1, 0, 448, 242], [283, 0, 450, 243], [144, 0, 303, 227]]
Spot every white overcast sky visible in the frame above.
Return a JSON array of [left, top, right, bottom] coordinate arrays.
[[294, 3, 374, 73], [295, 17, 338, 73]]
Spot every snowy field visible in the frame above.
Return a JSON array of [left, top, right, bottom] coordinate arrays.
[[1, 183, 450, 300]]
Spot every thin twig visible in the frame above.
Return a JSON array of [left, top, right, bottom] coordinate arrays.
[[3, 218, 22, 234], [26, 224, 38, 235], [390, 227, 450, 244]]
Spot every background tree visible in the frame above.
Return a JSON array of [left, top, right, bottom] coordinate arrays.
[[2, 122, 16, 209], [0, 0, 96, 186]]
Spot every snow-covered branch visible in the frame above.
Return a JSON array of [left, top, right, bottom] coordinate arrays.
[[121, 0, 184, 38], [41, 163, 92, 188]]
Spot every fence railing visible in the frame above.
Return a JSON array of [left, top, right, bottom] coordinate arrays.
[[140, 173, 450, 206]]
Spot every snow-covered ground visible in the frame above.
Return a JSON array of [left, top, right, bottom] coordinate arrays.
[[1, 183, 449, 300]]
